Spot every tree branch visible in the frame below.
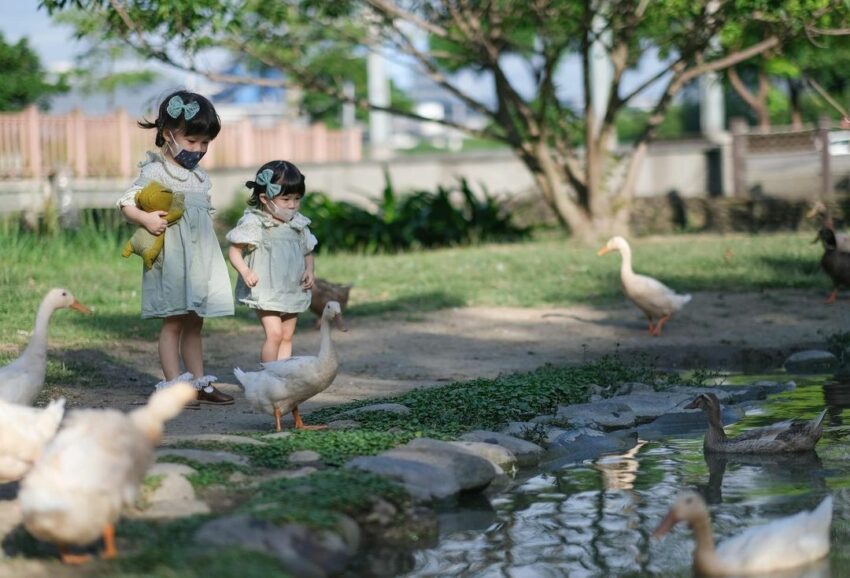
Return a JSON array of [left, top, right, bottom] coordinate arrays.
[[363, 0, 447, 37]]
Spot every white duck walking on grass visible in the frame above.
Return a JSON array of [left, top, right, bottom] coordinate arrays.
[[234, 301, 345, 431], [597, 236, 691, 336], [653, 491, 832, 576], [0, 288, 91, 405], [0, 397, 65, 483], [18, 382, 196, 564]]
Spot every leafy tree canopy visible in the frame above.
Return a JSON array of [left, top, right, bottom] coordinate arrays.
[[0, 32, 68, 112]]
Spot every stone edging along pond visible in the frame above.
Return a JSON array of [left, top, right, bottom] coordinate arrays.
[[82, 376, 793, 578]]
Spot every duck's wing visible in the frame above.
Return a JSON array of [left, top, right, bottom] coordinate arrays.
[[626, 274, 691, 315], [260, 356, 318, 378], [0, 358, 41, 405], [716, 496, 832, 573]]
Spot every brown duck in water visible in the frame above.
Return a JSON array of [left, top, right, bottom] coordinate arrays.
[[818, 227, 850, 304], [685, 393, 826, 453]]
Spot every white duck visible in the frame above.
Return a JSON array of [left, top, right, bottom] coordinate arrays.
[[0, 397, 65, 483], [234, 301, 345, 431], [653, 491, 832, 576], [597, 236, 691, 336], [0, 288, 91, 405], [19, 382, 196, 564]]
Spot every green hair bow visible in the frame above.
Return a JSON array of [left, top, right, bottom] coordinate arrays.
[[256, 169, 281, 197], [166, 95, 200, 121]]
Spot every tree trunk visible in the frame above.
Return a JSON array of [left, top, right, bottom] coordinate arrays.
[[788, 78, 803, 129]]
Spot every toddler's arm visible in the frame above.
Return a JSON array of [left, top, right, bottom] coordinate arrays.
[[122, 205, 168, 236], [228, 244, 259, 287], [301, 253, 315, 290]]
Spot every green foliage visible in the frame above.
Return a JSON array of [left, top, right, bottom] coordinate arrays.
[[297, 177, 529, 254], [242, 429, 418, 468], [243, 469, 409, 529], [0, 32, 68, 111], [309, 357, 668, 435]]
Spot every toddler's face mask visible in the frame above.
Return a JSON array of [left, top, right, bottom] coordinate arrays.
[[166, 131, 206, 170], [263, 200, 295, 222]]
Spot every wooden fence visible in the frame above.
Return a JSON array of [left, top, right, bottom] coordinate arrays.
[[0, 107, 362, 180]]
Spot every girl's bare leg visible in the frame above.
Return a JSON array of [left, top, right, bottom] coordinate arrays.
[[258, 311, 284, 363], [276, 313, 298, 360], [180, 312, 205, 377], [159, 315, 186, 380]]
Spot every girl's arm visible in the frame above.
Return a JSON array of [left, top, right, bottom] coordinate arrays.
[[228, 244, 259, 287], [122, 204, 168, 235], [301, 253, 315, 290]]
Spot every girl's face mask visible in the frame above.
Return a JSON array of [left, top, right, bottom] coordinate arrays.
[[166, 131, 207, 170], [262, 194, 300, 222]]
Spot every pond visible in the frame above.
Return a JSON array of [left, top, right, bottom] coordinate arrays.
[[401, 377, 850, 577]]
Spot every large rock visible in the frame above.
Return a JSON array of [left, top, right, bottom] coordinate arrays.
[[458, 430, 544, 467], [447, 441, 516, 473], [346, 438, 495, 502], [160, 434, 266, 447], [784, 350, 838, 374], [554, 400, 636, 430], [337, 403, 411, 417], [132, 464, 210, 519], [543, 428, 639, 469], [155, 448, 250, 466], [195, 514, 358, 578]]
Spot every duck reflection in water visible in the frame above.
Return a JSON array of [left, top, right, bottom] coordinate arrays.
[[699, 451, 825, 505]]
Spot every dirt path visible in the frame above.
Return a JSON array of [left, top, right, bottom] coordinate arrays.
[[57, 289, 850, 436]]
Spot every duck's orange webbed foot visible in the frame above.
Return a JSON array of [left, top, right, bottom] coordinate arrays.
[[274, 406, 283, 432], [651, 315, 671, 337], [101, 524, 118, 560], [292, 407, 327, 430], [825, 290, 838, 304], [59, 546, 91, 565]]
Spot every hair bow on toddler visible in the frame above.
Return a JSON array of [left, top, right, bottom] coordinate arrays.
[[166, 95, 201, 121], [255, 169, 282, 197]]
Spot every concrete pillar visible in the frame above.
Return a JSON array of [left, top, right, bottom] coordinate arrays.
[[342, 81, 356, 129], [368, 48, 392, 160]]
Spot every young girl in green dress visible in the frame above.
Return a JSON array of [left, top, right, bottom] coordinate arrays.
[[226, 160, 317, 362], [117, 90, 235, 404]]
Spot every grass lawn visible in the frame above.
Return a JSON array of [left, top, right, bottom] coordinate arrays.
[[0, 225, 826, 349]]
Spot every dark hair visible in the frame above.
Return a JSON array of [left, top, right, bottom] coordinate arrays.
[[138, 90, 221, 147], [245, 160, 306, 207]]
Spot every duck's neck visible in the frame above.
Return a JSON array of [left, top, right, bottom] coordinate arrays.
[[317, 316, 338, 369], [619, 245, 635, 280], [689, 515, 720, 575], [22, 298, 54, 363], [704, 405, 728, 446]]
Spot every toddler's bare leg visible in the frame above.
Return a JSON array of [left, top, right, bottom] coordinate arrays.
[[159, 315, 186, 380], [180, 312, 205, 377], [258, 310, 284, 363], [276, 313, 298, 360]]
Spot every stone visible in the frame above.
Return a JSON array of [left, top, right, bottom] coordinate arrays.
[[555, 400, 636, 430], [347, 439, 495, 501], [447, 441, 516, 473], [458, 430, 544, 467], [543, 428, 639, 469], [160, 434, 266, 447], [263, 432, 293, 440], [337, 403, 411, 417], [252, 467, 318, 485], [289, 450, 322, 464], [155, 448, 250, 466], [784, 350, 838, 374], [148, 462, 197, 476], [327, 420, 361, 430], [195, 515, 356, 578]]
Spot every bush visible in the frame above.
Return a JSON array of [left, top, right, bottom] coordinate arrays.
[[300, 175, 529, 254]]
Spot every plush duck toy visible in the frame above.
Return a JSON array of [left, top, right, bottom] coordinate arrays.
[[0, 288, 91, 405], [654, 491, 832, 576], [0, 398, 65, 483], [598, 236, 691, 336], [121, 181, 185, 269], [234, 301, 345, 431], [19, 383, 196, 564]]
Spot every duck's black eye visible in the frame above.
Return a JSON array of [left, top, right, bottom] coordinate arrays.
[[62, 292, 67, 296]]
